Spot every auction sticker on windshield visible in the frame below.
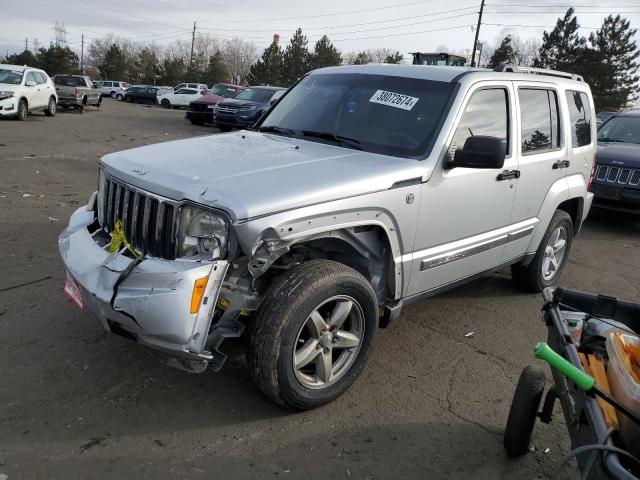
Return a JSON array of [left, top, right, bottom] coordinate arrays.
[[369, 90, 419, 111], [64, 271, 83, 309]]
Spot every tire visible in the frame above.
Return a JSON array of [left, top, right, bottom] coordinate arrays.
[[218, 125, 232, 132], [504, 366, 546, 457], [116, 93, 123, 101], [161, 99, 170, 108], [44, 96, 56, 117], [110, 91, 116, 98], [15, 99, 28, 121], [190, 119, 204, 126], [97, 96, 102, 108], [511, 210, 573, 292], [247, 260, 378, 410], [125, 95, 133, 103]]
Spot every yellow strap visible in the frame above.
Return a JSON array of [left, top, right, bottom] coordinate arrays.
[[108, 220, 142, 260]]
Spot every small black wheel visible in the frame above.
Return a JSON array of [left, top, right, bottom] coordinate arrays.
[[504, 366, 546, 457], [44, 96, 56, 116], [110, 91, 116, 98], [247, 260, 378, 410], [97, 96, 102, 109], [161, 99, 170, 108], [190, 119, 204, 126], [116, 93, 123, 101], [15, 99, 28, 120], [512, 210, 573, 292]]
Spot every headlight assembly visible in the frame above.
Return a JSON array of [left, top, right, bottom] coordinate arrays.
[[178, 205, 229, 260], [0, 91, 14, 101]]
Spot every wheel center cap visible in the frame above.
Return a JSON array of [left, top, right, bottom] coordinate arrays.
[[319, 333, 332, 348]]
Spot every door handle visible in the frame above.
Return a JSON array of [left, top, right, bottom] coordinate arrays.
[[552, 160, 571, 169], [497, 170, 520, 181]]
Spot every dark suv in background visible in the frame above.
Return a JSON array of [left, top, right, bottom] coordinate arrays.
[[186, 83, 244, 125], [213, 86, 285, 131], [591, 109, 640, 214], [123, 85, 159, 104]]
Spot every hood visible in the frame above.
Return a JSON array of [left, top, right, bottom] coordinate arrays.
[[100, 131, 426, 221], [596, 142, 640, 168], [0, 82, 21, 90], [192, 93, 225, 105]]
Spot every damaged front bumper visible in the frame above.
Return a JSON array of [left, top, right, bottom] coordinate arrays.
[[58, 203, 233, 373]]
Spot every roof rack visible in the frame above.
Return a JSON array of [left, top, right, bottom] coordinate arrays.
[[493, 64, 583, 82]]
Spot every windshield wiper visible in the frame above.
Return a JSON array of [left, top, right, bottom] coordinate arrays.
[[256, 125, 296, 137], [301, 130, 362, 150], [598, 137, 622, 143]]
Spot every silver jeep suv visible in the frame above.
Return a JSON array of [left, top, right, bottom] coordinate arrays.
[[59, 64, 596, 409]]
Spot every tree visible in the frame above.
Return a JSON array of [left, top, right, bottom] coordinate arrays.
[[247, 40, 284, 86], [588, 15, 639, 110], [222, 38, 257, 85], [4, 49, 37, 67], [343, 48, 404, 65], [282, 28, 310, 86], [99, 44, 128, 81], [534, 8, 586, 71], [35, 44, 79, 75], [136, 46, 161, 84], [511, 36, 541, 66], [383, 51, 404, 64], [488, 35, 517, 68], [205, 49, 229, 85], [309, 35, 341, 70], [158, 55, 186, 86]]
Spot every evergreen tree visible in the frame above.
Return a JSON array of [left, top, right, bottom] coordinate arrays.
[[588, 15, 639, 110], [205, 49, 229, 85], [135, 47, 160, 84], [488, 35, 517, 68], [282, 29, 310, 86], [534, 8, 586, 71], [4, 49, 37, 67], [248, 41, 284, 86], [352, 51, 371, 65], [159, 55, 186, 86], [309, 35, 341, 70], [35, 44, 79, 75], [99, 44, 128, 80], [383, 51, 404, 64]]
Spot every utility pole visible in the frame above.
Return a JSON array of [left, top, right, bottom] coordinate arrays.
[[80, 34, 84, 74], [470, 0, 485, 67], [189, 21, 196, 73], [25, 37, 28, 51]]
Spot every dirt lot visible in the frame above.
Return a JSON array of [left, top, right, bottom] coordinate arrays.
[[0, 100, 639, 480]]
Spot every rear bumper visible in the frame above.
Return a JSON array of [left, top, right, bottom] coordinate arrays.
[[58, 203, 229, 373], [57, 95, 83, 106]]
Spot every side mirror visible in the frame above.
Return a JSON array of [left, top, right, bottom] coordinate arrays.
[[446, 135, 506, 170], [25, 80, 36, 87]]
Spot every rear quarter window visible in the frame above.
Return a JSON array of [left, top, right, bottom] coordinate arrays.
[[518, 88, 561, 155], [565, 90, 592, 147]]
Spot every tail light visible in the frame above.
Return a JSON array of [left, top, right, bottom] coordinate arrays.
[[74, 87, 81, 95], [587, 154, 597, 192]]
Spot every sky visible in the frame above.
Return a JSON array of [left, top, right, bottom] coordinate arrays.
[[1, 0, 639, 62]]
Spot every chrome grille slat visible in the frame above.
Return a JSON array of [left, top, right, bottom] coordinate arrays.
[[99, 174, 178, 259], [630, 170, 640, 186], [596, 165, 608, 181], [618, 169, 631, 184], [607, 167, 620, 182]]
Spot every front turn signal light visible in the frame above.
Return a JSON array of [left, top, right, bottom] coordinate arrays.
[[190, 276, 209, 314]]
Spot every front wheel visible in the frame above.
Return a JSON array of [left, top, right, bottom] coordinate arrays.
[[44, 96, 56, 116], [247, 260, 378, 410], [116, 93, 123, 101], [161, 99, 170, 108], [511, 210, 573, 292], [15, 99, 28, 120]]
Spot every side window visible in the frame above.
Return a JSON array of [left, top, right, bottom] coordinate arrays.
[[26, 72, 38, 84], [449, 88, 509, 159], [565, 90, 592, 147], [77, 77, 87, 87], [35, 72, 47, 84], [519, 88, 561, 155]]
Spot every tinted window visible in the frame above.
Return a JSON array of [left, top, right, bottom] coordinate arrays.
[[597, 115, 640, 145], [566, 91, 592, 147], [147, 88, 157, 94], [54, 75, 85, 87], [519, 89, 561, 155], [210, 85, 237, 97], [449, 88, 509, 159], [261, 73, 456, 158], [236, 88, 279, 103]]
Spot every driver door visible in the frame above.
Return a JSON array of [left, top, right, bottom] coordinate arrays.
[[407, 82, 519, 296]]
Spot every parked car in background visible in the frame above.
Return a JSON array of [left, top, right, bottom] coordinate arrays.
[[157, 87, 205, 109], [123, 85, 159, 104], [53, 75, 102, 111], [213, 86, 285, 131], [0, 64, 57, 120], [595, 110, 614, 127], [59, 64, 596, 409], [96, 80, 129, 100], [186, 83, 245, 125], [156, 86, 173, 96], [591, 109, 640, 214], [174, 82, 207, 92]]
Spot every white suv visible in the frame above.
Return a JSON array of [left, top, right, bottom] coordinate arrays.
[[96, 80, 129, 100], [0, 64, 57, 120]]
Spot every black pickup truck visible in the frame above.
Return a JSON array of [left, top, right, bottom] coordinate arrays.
[[591, 110, 640, 214]]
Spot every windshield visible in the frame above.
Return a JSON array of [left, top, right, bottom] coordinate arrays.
[[235, 88, 277, 102], [0, 68, 24, 85], [598, 115, 640, 144], [54, 75, 84, 87], [210, 84, 238, 98], [258, 73, 456, 158]]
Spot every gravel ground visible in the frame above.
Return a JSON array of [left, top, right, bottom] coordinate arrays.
[[1, 100, 639, 480]]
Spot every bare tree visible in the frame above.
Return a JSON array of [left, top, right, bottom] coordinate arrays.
[[220, 38, 258, 85], [512, 36, 541, 66]]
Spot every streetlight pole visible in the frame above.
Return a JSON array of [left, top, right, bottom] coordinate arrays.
[[470, 0, 485, 67]]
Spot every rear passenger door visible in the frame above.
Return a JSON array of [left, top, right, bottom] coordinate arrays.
[[503, 84, 567, 260], [564, 90, 595, 195]]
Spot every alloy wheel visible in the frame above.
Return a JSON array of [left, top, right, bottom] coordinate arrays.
[[293, 295, 364, 389], [542, 226, 567, 281]]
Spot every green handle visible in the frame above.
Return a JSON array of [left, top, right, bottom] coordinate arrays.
[[534, 342, 595, 391]]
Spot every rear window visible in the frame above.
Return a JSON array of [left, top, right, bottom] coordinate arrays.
[[565, 90, 592, 147], [54, 76, 86, 87], [519, 88, 561, 155]]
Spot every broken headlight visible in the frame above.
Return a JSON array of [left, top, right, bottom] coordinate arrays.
[[177, 205, 229, 260]]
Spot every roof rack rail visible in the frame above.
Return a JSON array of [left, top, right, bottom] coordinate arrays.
[[493, 64, 583, 82]]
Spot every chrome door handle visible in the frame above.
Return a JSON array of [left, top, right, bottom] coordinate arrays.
[[497, 170, 520, 181], [552, 160, 571, 169]]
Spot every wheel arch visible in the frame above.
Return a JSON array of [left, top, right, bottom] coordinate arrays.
[[556, 197, 584, 236]]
